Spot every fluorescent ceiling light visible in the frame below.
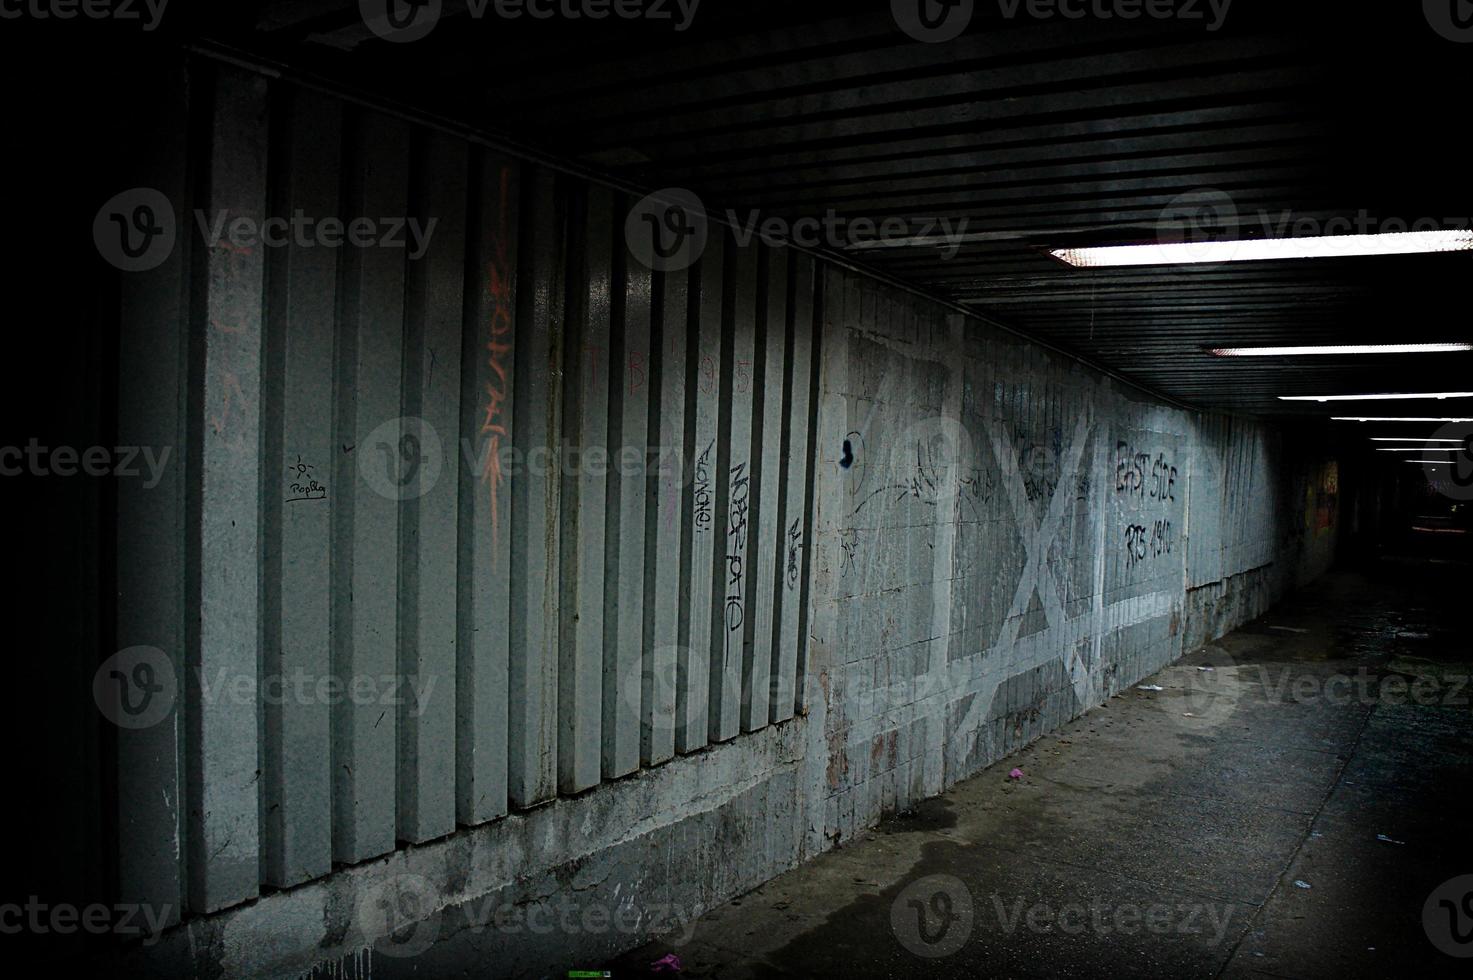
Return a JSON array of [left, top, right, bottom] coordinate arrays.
[[1334, 417, 1473, 422], [1210, 343, 1472, 357], [1409, 460, 1457, 464], [1370, 438, 1464, 442], [1280, 392, 1473, 402], [1050, 230, 1473, 267], [1376, 448, 1462, 452]]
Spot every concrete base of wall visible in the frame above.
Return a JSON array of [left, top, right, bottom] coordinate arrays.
[[112, 722, 806, 979], [1183, 564, 1284, 654]]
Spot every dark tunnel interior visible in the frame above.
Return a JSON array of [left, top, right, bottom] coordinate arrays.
[[2, 2, 1472, 977]]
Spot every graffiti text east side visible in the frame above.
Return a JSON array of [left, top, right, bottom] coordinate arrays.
[[1115, 441, 1177, 503]]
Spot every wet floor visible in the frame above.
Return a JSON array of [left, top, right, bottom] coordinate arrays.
[[607, 558, 1473, 978]]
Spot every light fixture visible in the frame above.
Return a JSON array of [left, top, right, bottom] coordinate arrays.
[[1209, 343, 1472, 357], [1050, 230, 1473, 267], [1280, 392, 1473, 402], [1376, 448, 1463, 452], [1369, 438, 1465, 443], [1334, 417, 1473, 422], [1409, 460, 1456, 465]]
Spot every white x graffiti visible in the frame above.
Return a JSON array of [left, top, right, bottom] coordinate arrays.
[[988, 408, 1094, 653], [949, 406, 1097, 739]]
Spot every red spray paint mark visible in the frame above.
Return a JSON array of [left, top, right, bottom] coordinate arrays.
[[628, 350, 646, 395], [210, 372, 244, 436], [480, 166, 514, 556]]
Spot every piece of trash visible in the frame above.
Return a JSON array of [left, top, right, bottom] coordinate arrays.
[[1269, 626, 1309, 634], [1196, 666, 1215, 672], [1395, 631, 1429, 640], [1294, 880, 1312, 889], [1182, 712, 1196, 718], [650, 953, 683, 974], [1139, 684, 1165, 692], [1008, 768, 1025, 780], [1376, 834, 1405, 845]]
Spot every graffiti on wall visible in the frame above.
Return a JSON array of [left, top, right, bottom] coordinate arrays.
[[725, 462, 751, 654], [286, 455, 327, 503], [478, 165, 514, 556], [1115, 439, 1180, 572], [1306, 462, 1339, 535]]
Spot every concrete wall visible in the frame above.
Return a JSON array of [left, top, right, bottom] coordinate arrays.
[[805, 274, 1340, 852], [106, 61, 1337, 978]]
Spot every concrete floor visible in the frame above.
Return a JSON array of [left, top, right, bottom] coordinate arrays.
[[607, 558, 1473, 978]]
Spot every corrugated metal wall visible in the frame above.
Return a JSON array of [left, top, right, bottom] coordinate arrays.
[[113, 60, 821, 920], [1186, 415, 1282, 589]]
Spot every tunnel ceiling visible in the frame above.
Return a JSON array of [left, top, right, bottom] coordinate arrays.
[[207, 1, 1472, 419]]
